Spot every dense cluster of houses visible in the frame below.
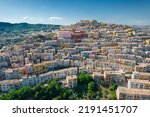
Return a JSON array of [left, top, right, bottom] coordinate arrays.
[[0, 20, 150, 99]]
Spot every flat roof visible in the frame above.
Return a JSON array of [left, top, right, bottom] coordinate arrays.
[[0, 80, 20, 84], [138, 63, 150, 67], [104, 71, 125, 74], [5, 69, 13, 73], [139, 72, 150, 76], [66, 75, 77, 80], [128, 79, 150, 85]]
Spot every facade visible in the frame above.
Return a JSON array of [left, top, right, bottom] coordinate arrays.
[[4, 69, 20, 80], [66, 75, 78, 88], [116, 86, 150, 100], [0, 80, 21, 92], [145, 39, 150, 45], [71, 31, 88, 42], [128, 79, 150, 89], [104, 71, 125, 83], [135, 63, 150, 72], [92, 72, 103, 83], [57, 31, 72, 39], [132, 72, 150, 80]]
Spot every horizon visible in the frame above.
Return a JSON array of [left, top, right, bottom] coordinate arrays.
[[0, 20, 149, 26], [0, 0, 150, 26]]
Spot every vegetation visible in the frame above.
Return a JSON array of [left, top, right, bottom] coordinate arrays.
[[100, 80, 118, 100], [0, 22, 60, 37], [0, 73, 117, 100], [0, 22, 60, 49]]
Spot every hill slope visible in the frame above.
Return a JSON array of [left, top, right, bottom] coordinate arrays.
[[0, 22, 60, 38]]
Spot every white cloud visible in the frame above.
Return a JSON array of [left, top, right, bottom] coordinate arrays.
[[23, 17, 33, 20], [49, 17, 63, 21]]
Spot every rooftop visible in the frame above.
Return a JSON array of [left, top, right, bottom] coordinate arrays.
[[104, 71, 125, 74], [66, 75, 77, 80], [139, 72, 150, 76], [0, 80, 21, 84], [128, 79, 150, 85]]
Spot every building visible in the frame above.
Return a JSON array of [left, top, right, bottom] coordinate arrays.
[[45, 40, 58, 46], [20, 67, 78, 88], [132, 72, 150, 80], [0, 80, 21, 92], [0, 61, 8, 69], [66, 75, 77, 88], [128, 79, 150, 89], [116, 86, 150, 100], [71, 31, 88, 42], [135, 63, 150, 72], [81, 51, 92, 58], [57, 31, 72, 39], [104, 71, 125, 83], [4, 69, 20, 80], [92, 72, 103, 83], [24, 64, 33, 75], [145, 39, 150, 45], [88, 31, 100, 39]]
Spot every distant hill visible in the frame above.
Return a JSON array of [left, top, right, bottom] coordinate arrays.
[[0, 22, 60, 49], [133, 25, 150, 35], [0, 22, 60, 38]]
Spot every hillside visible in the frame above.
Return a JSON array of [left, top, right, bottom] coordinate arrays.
[[0, 22, 60, 38], [0, 22, 60, 49]]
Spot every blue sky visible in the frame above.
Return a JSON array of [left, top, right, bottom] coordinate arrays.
[[0, 0, 150, 25]]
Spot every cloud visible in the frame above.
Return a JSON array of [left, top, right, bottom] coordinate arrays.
[[49, 17, 63, 21], [23, 17, 33, 20]]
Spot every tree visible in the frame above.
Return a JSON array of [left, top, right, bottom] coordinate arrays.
[[0, 90, 19, 100], [62, 89, 74, 100], [78, 72, 93, 85], [86, 90, 97, 100], [46, 78, 63, 99], [88, 81, 97, 92], [1, 86, 33, 100], [17, 87, 33, 99], [100, 79, 106, 86], [109, 83, 118, 91], [107, 91, 117, 100]]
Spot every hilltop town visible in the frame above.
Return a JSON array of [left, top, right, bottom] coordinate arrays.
[[0, 20, 150, 100]]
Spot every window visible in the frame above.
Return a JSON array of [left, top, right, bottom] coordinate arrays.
[[140, 84, 144, 89], [127, 95, 132, 100]]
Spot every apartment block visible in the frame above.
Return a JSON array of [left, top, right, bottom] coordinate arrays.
[[132, 72, 150, 80], [135, 63, 150, 72], [0, 80, 21, 92], [104, 71, 125, 83], [116, 86, 150, 100], [128, 79, 150, 89]]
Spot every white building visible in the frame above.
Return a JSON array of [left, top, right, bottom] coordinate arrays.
[[0, 80, 21, 92]]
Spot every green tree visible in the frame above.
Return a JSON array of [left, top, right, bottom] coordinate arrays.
[[86, 90, 97, 100], [62, 89, 74, 100], [46, 78, 63, 99], [88, 81, 97, 92], [17, 87, 33, 99], [109, 83, 118, 91], [78, 72, 93, 85]]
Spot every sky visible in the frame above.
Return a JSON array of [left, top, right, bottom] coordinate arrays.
[[0, 0, 150, 25]]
